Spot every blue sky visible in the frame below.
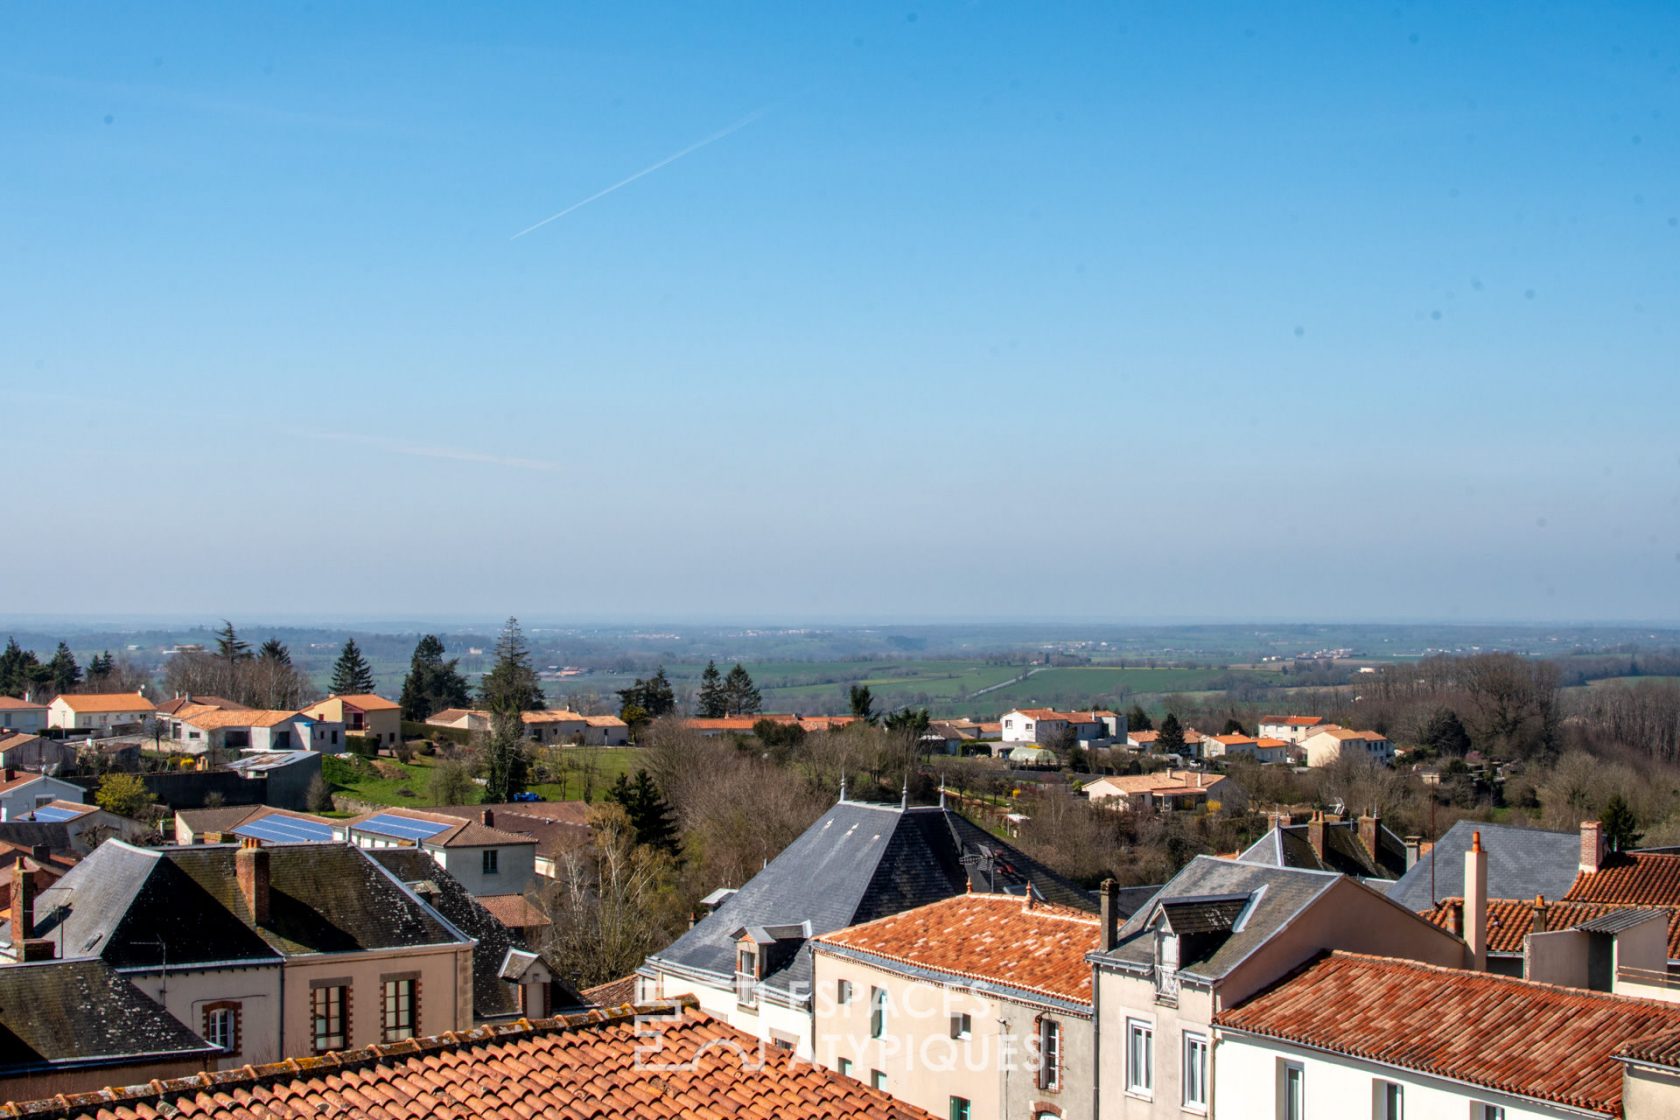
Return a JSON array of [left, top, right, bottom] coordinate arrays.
[[3, 3, 1677, 622]]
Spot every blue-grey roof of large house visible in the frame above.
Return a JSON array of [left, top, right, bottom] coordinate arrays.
[[1387, 820, 1581, 912], [1097, 856, 1346, 983], [1237, 819, 1409, 880], [644, 797, 1093, 1002], [0, 957, 219, 1075]]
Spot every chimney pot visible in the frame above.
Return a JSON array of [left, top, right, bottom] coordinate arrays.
[[1465, 832, 1489, 970], [1307, 813, 1327, 861], [1532, 894, 1549, 935], [11, 859, 37, 940], [236, 842, 270, 927], [1580, 821, 1605, 874], [1100, 878, 1121, 952]]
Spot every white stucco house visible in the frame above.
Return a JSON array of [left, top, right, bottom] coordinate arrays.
[[46, 691, 156, 732]]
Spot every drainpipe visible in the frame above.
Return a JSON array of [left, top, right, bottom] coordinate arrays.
[[1090, 961, 1102, 1120]]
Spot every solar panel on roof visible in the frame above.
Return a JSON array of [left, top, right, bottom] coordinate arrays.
[[234, 816, 334, 844], [358, 813, 451, 841], [28, 804, 85, 823]]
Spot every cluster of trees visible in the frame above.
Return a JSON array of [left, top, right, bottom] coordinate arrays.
[[161, 622, 314, 710], [398, 635, 471, 721], [693, 661, 762, 718]]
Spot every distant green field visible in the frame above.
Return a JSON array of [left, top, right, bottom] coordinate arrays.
[[1578, 675, 1680, 690]]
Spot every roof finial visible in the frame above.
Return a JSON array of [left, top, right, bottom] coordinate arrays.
[[839, 774, 848, 803], [901, 774, 909, 809], [938, 775, 947, 810]]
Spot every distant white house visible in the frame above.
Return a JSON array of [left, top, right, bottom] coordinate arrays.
[[0, 697, 48, 734], [173, 708, 345, 755], [999, 708, 1122, 746], [1257, 714, 1324, 743], [46, 692, 156, 732], [1301, 725, 1395, 767]]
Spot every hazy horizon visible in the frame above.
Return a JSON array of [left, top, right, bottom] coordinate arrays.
[[4, 4, 1677, 620]]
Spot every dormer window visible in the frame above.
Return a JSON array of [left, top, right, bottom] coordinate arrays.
[[736, 945, 760, 1006], [1155, 925, 1181, 1000]]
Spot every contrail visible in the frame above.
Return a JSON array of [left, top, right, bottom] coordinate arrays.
[[511, 108, 767, 240]]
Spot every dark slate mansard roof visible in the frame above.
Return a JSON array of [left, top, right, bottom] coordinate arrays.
[[1237, 819, 1410, 881], [1387, 820, 1581, 912], [13, 841, 468, 965], [370, 847, 586, 1020], [1098, 856, 1345, 983], [644, 798, 1094, 1004], [0, 957, 219, 1076]]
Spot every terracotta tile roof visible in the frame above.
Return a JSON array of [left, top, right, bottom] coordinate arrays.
[[0, 697, 46, 712], [522, 709, 586, 724], [583, 714, 628, 728], [1619, 1026, 1680, 1069], [1255, 737, 1291, 748], [815, 892, 1098, 1007], [426, 707, 480, 724], [974, 722, 1002, 733], [332, 693, 401, 711], [1209, 734, 1257, 746], [684, 717, 763, 731], [1216, 951, 1680, 1116], [0, 773, 50, 795], [1421, 896, 1680, 958], [1084, 770, 1220, 798], [0, 1001, 932, 1120], [1011, 708, 1109, 723], [582, 974, 639, 1007], [49, 692, 155, 714], [179, 708, 300, 730], [1311, 725, 1388, 741], [1568, 852, 1680, 907], [154, 695, 240, 716], [1128, 730, 1160, 742], [475, 893, 552, 930], [1260, 715, 1323, 727]]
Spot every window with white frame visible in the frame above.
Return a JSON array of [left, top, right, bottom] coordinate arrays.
[[1038, 1018, 1062, 1091], [869, 986, 887, 1039], [482, 848, 499, 875], [381, 976, 417, 1042], [311, 984, 348, 1053], [1182, 1032, 1208, 1110], [1125, 1018, 1153, 1097], [204, 1004, 239, 1054], [1375, 1080, 1403, 1119], [1279, 1059, 1305, 1120]]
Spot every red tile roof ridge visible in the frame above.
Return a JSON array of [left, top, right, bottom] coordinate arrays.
[[0, 999, 703, 1119], [1217, 950, 1680, 1114]]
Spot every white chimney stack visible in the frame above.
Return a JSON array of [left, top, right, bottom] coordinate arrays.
[[1465, 830, 1488, 970]]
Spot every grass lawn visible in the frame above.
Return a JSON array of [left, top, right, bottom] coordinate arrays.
[[323, 747, 646, 808]]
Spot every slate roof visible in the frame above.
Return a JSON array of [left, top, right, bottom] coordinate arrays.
[[1237, 819, 1409, 880], [368, 848, 581, 1020], [816, 893, 1098, 1009], [1387, 820, 1581, 911], [645, 799, 1091, 1002], [1216, 951, 1680, 1116], [19, 841, 464, 964], [0, 1002, 934, 1120], [0, 958, 217, 1075], [1098, 856, 1344, 982]]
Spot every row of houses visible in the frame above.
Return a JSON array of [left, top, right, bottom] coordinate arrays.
[[630, 790, 1680, 1120], [426, 706, 630, 745]]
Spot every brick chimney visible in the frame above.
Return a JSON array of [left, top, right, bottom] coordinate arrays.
[[11, 859, 36, 940], [1307, 812, 1327, 861], [1358, 814, 1380, 859], [1404, 835, 1423, 870], [1099, 878, 1121, 952], [1465, 830, 1488, 970], [236, 838, 270, 926], [20, 938, 53, 962], [1532, 894, 1549, 935], [1580, 820, 1605, 874], [1444, 899, 1464, 937], [481, 808, 494, 827]]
